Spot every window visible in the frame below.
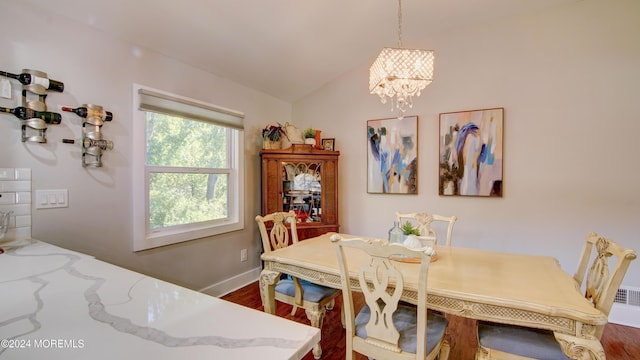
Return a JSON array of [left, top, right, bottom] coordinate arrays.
[[132, 84, 244, 251]]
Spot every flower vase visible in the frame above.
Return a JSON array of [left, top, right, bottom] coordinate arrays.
[[314, 130, 322, 149]]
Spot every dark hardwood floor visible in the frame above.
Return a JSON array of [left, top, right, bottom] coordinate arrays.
[[222, 281, 640, 360]]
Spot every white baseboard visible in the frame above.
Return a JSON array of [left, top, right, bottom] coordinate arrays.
[[609, 303, 640, 328], [198, 266, 261, 298]]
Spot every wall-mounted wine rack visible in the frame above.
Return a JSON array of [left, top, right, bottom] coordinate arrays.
[[61, 104, 114, 167], [0, 69, 64, 143], [2, 68, 115, 168]]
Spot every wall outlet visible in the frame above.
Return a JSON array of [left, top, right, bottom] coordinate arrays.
[[240, 248, 248, 262]]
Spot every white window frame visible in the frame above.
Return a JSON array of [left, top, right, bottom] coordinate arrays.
[[132, 84, 244, 251]]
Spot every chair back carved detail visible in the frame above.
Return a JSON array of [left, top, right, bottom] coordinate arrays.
[[574, 232, 637, 331], [256, 211, 298, 253], [332, 235, 448, 359]]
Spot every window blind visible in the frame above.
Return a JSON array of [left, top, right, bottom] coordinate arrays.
[[138, 88, 244, 130]]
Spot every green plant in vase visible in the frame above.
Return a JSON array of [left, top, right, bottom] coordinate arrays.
[[401, 221, 421, 236], [303, 128, 315, 139], [303, 128, 316, 146], [399, 221, 424, 249]]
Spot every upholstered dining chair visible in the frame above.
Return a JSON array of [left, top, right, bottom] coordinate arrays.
[[332, 235, 450, 360], [255, 211, 341, 359], [396, 212, 458, 246], [475, 232, 637, 360]]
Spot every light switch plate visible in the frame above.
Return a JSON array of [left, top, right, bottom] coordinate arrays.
[[35, 189, 68, 209]]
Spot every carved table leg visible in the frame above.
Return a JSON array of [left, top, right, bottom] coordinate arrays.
[[555, 333, 606, 360], [259, 269, 280, 315]]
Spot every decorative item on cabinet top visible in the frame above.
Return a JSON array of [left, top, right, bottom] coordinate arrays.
[[302, 128, 323, 149], [321, 138, 335, 151], [261, 122, 327, 151], [261, 123, 288, 149], [303, 127, 316, 146], [283, 122, 303, 145]]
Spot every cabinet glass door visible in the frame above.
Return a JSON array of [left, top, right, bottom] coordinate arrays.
[[281, 161, 322, 223]]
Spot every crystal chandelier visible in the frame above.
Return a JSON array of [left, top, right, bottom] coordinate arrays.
[[369, 0, 434, 114]]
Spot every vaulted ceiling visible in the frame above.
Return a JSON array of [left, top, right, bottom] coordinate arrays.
[[23, 0, 580, 102]]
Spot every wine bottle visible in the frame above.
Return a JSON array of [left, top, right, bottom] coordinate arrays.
[[62, 138, 114, 151], [0, 70, 64, 92], [61, 105, 113, 121], [0, 106, 62, 124]]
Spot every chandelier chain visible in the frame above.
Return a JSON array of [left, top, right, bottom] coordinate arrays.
[[397, 0, 403, 48]]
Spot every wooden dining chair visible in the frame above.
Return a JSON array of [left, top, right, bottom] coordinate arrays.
[[475, 232, 638, 360], [255, 211, 341, 359], [332, 235, 450, 360], [396, 212, 458, 246]]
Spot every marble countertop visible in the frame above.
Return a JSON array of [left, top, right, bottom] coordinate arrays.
[[0, 239, 319, 359]]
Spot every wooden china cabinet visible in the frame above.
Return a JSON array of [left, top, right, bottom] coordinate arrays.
[[260, 144, 339, 240]]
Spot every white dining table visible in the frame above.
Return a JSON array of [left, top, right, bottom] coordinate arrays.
[[259, 232, 609, 360], [0, 239, 319, 359]]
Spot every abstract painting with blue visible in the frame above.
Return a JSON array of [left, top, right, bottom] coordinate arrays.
[[439, 108, 503, 197], [367, 115, 418, 194]]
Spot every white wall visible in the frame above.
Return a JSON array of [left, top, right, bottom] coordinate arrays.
[[294, 0, 640, 287], [0, 0, 290, 291], [2, 0, 638, 293]]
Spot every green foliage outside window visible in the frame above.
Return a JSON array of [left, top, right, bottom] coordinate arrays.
[[146, 113, 230, 230]]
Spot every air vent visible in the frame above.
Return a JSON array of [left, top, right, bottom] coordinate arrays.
[[610, 286, 640, 328], [630, 288, 640, 307], [614, 288, 627, 304], [615, 286, 640, 307]]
